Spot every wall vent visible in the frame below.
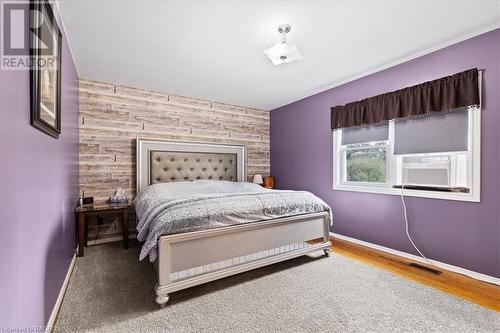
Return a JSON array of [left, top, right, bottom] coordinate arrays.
[[409, 262, 442, 275]]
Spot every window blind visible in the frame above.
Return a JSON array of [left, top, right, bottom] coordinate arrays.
[[341, 123, 389, 145], [394, 107, 469, 155]]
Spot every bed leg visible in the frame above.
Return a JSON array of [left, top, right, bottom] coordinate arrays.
[[323, 249, 331, 257], [156, 294, 170, 308], [155, 283, 169, 308]]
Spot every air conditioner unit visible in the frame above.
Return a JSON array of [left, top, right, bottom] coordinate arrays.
[[402, 155, 451, 187]]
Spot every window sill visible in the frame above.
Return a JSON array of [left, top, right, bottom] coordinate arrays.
[[333, 184, 479, 202]]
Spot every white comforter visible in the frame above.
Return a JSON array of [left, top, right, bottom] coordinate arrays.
[[133, 180, 332, 261]]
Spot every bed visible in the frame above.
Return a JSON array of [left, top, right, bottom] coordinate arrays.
[[135, 138, 332, 307]]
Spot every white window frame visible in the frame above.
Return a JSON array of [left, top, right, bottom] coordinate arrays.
[[332, 76, 481, 202]]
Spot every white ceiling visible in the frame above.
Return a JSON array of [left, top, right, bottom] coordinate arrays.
[[57, 1, 500, 110]]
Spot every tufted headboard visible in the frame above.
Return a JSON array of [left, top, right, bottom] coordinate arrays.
[[149, 151, 238, 184], [136, 138, 246, 194]]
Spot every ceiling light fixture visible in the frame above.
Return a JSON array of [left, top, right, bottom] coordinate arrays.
[[263, 24, 303, 65]]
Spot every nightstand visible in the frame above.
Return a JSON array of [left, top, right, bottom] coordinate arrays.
[[75, 203, 130, 257], [263, 176, 275, 189]]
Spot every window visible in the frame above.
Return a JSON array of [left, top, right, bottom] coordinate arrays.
[[341, 123, 389, 185], [345, 142, 387, 183], [333, 106, 481, 202]]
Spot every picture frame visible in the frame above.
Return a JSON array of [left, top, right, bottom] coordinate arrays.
[[29, 0, 62, 138]]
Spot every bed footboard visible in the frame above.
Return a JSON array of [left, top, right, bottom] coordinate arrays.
[[154, 212, 331, 307]]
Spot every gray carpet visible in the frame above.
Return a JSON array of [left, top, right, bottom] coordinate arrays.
[[56, 242, 499, 333]]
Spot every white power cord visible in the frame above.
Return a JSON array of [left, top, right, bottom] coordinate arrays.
[[401, 185, 432, 264]]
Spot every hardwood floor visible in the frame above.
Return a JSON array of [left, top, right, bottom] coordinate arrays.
[[330, 237, 500, 311]]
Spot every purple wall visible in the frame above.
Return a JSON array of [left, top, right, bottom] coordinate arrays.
[[271, 29, 500, 278], [0, 1, 79, 329]]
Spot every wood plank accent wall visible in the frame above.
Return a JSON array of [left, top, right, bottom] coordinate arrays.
[[79, 79, 270, 241]]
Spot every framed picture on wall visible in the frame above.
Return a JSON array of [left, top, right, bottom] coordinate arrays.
[[30, 0, 62, 138]]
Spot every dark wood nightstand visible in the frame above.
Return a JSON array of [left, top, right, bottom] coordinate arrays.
[[75, 203, 130, 257], [263, 176, 275, 189]]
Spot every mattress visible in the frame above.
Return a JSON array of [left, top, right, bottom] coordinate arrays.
[[133, 180, 332, 261]]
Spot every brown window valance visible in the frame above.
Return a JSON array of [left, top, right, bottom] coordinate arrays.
[[330, 68, 480, 130]]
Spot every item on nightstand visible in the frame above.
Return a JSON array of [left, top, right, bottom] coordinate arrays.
[[252, 174, 263, 185], [110, 188, 128, 205], [82, 197, 94, 205], [263, 176, 275, 189]]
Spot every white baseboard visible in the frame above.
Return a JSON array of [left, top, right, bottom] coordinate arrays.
[[331, 232, 500, 286], [45, 248, 77, 332]]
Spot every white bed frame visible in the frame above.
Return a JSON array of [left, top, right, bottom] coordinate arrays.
[[136, 138, 332, 307]]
